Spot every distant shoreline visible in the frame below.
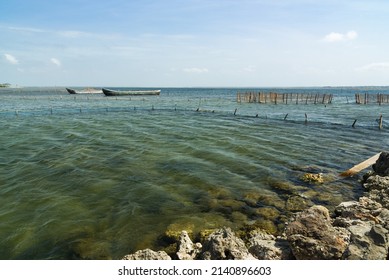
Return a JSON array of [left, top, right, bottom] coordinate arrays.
[[2, 85, 389, 89]]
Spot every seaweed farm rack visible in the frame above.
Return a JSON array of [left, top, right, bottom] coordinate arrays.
[[237, 91, 333, 105], [237, 91, 389, 105], [355, 93, 389, 105]]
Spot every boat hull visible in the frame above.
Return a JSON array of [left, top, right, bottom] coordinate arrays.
[[66, 88, 102, 94], [102, 88, 161, 96], [66, 88, 77, 94]]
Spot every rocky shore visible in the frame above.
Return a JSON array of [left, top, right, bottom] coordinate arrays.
[[122, 152, 389, 260]]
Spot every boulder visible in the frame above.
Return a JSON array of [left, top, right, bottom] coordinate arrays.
[[372, 152, 389, 176], [343, 223, 388, 260], [122, 249, 171, 260], [285, 205, 350, 259], [199, 227, 256, 260]]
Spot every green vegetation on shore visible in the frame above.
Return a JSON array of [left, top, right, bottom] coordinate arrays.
[[0, 83, 11, 88]]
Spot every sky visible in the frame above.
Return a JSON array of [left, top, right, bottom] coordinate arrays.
[[1, 0, 389, 87]]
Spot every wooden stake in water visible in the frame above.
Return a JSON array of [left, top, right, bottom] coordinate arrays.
[[340, 152, 382, 177], [379, 115, 383, 130]]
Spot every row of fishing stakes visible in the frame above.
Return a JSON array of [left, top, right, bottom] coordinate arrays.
[[11, 105, 384, 130], [352, 115, 383, 129], [232, 108, 384, 129]]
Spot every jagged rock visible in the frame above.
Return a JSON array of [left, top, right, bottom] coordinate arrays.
[[122, 249, 171, 260], [285, 205, 350, 259], [248, 230, 292, 260], [333, 196, 389, 260], [199, 227, 256, 260], [343, 223, 388, 260], [369, 224, 388, 246], [372, 152, 389, 176], [334, 197, 383, 226], [176, 231, 202, 260], [364, 175, 389, 208], [377, 208, 389, 230]]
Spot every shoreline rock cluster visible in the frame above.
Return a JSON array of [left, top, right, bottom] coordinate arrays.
[[122, 152, 389, 260]]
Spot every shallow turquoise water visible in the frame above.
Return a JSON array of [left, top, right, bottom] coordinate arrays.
[[0, 87, 388, 259]]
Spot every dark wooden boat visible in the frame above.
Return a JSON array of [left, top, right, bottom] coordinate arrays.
[[66, 88, 77, 94], [66, 88, 102, 94], [102, 88, 161, 96]]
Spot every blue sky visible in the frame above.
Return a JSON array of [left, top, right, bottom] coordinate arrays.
[[1, 0, 389, 87]]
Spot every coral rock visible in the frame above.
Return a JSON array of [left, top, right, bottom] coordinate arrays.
[[122, 249, 171, 260], [199, 227, 256, 260], [285, 205, 350, 259]]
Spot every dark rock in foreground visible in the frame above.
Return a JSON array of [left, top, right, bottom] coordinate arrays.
[[373, 152, 389, 176]]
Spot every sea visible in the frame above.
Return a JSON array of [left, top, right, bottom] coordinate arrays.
[[0, 86, 388, 259]]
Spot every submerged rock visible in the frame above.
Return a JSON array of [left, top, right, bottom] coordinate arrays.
[[252, 219, 278, 236], [285, 195, 312, 212], [163, 222, 195, 243], [300, 173, 324, 183], [254, 207, 280, 220]]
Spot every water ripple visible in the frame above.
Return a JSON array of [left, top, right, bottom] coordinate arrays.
[[1, 87, 388, 259]]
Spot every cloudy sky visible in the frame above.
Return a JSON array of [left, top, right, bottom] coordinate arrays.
[[1, 0, 389, 87]]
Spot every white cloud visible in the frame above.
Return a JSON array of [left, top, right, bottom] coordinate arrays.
[[58, 30, 89, 38], [355, 62, 389, 72], [243, 66, 256, 72], [323, 30, 358, 42], [4, 53, 19, 65], [324, 32, 343, 42], [50, 58, 61, 67], [57, 30, 120, 41], [8, 26, 44, 33], [183, 67, 209, 73], [346, 30, 358, 40]]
